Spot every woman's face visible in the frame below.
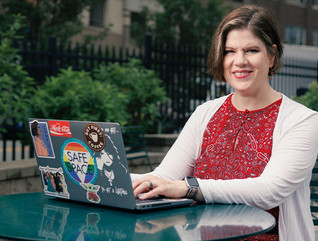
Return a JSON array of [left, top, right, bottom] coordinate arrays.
[[37, 126, 42, 136], [223, 28, 275, 96]]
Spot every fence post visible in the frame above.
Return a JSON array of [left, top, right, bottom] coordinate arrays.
[[2, 140, 6, 162], [144, 33, 152, 69], [48, 36, 57, 76]]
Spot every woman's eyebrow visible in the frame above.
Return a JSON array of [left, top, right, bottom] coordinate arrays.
[[225, 45, 261, 49]]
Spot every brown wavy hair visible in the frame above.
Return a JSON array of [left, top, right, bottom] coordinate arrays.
[[207, 5, 283, 82]]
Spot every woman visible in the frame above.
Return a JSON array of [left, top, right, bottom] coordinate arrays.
[[132, 5, 318, 241], [31, 121, 49, 157]]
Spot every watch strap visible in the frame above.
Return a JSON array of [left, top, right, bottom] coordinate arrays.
[[184, 176, 199, 199], [185, 187, 198, 199]]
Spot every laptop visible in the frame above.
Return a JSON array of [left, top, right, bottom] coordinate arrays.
[[28, 118, 193, 210]]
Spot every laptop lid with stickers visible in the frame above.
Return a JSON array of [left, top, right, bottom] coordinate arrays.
[[28, 118, 192, 210]]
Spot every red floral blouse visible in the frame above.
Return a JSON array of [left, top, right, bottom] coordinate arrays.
[[194, 94, 282, 241]]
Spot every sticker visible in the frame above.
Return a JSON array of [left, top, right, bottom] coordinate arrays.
[[94, 134, 128, 196], [61, 138, 100, 203], [96, 150, 115, 186], [83, 123, 106, 152], [49, 120, 72, 137], [39, 166, 70, 199], [61, 139, 98, 185], [29, 120, 55, 158], [80, 183, 101, 203]]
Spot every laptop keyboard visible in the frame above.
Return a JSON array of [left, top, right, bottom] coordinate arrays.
[[136, 196, 167, 203]]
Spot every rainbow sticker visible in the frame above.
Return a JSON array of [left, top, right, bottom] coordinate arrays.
[[61, 139, 98, 186]]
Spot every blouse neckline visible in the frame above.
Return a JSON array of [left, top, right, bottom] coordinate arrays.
[[228, 94, 282, 114]]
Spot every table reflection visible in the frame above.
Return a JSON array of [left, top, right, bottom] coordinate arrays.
[[135, 204, 273, 241], [38, 203, 135, 240], [0, 193, 275, 241]]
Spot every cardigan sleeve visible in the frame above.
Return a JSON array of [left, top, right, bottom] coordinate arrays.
[[199, 97, 318, 210]]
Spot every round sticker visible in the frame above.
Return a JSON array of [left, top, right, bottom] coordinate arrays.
[[61, 138, 98, 186], [83, 123, 106, 152]]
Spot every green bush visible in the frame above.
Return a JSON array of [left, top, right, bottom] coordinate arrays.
[[30, 68, 129, 125], [293, 81, 318, 111], [30, 59, 168, 133], [93, 59, 167, 132], [1, 19, 167, 137], [0, 15, 35, 138]]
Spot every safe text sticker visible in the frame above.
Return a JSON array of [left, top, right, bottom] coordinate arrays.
[[61, 138, 101, 203], [61, 138, 98, 186]]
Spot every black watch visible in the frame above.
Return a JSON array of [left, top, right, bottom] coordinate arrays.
[[184, 176, 199, 199]]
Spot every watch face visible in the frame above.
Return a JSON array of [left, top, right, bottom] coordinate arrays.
[[187, 177, 199, 187]]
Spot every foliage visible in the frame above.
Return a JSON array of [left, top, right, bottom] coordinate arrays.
[[30, 68, 129, 125], [30, 59, 168, 133], [0, 15, 35, 139], [0, 0, 109, 42], [293, 81, 318, 111], [93, 59, 168, 132], [130, 0, 231, 47]]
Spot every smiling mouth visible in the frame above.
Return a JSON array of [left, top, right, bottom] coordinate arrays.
[[233, 71, 252, 78], [235, 72, 249, 75]]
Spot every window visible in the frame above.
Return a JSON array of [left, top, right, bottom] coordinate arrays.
[[313, 29, 318, 46], [284, 25, 306, 45], [314, 0, 318, 6], [90, 0, 106, 27], [130, 12, 146, 39], [287, 0, 307, 4]]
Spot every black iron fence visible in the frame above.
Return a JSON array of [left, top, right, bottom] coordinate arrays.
[[1, 34, 318, 161], [15, 34, 216, 132]]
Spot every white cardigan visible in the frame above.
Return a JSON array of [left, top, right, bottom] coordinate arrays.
[[132, 94, 318, 241]]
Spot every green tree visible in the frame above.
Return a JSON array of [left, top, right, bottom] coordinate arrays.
[[0, 0, 109, 42], [0, 15, 35, 138], [131, 0, 231, 47], [293, 82, 318, 111]]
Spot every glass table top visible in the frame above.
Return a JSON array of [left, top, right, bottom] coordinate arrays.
[[0, 192, 275, 241]]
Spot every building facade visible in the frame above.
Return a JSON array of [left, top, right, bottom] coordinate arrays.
[[71, 0, 318, 48], [71, 0, 162, 49], [229, 0, 318, 46]]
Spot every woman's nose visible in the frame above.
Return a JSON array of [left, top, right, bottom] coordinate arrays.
[[234, 52, 247, 66]]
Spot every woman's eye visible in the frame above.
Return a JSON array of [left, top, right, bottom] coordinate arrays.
[[247, 49, 259, 53], [224, 50, 234, 55]]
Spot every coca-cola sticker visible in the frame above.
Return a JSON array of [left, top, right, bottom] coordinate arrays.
[[83, 123, 106, 152], [49, 121, 72, 137]]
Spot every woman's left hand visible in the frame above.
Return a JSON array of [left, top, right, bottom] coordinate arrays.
[[132, 175, 188, 200]]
